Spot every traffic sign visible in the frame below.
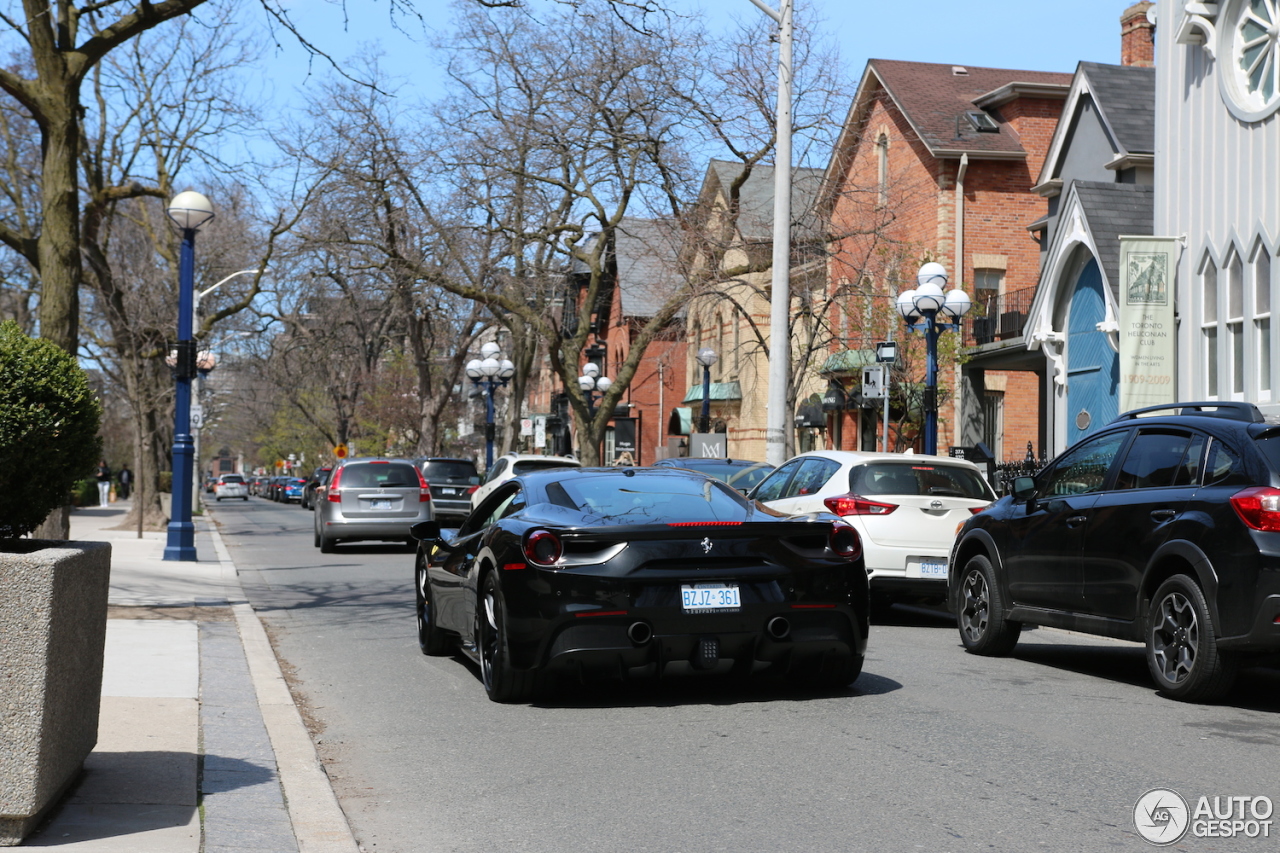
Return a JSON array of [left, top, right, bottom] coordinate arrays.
[[334, 444, 349, 459], [875, 341, 898, 363], [861, 365, 886, 400]]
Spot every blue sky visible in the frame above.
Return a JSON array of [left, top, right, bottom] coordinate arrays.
[[252, 0, 1137, 114]]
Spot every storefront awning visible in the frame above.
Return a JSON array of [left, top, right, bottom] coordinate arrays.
[[818, 349, 878, 376], [682, 381, 743, 403], [667, 407, 692, 435]]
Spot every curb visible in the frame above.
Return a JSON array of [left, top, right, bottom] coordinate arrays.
[[203, 519, 360, 853]]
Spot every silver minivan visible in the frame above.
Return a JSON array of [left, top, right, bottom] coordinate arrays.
[[313, 458, 433, 553]]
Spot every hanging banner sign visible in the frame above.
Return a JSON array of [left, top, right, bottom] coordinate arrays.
[[1118, 237, 1180, 411]]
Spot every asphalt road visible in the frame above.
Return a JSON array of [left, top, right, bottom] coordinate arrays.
[[213, 497, 1280, 853]]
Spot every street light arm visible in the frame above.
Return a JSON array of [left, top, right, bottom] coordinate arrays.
[[198, 268, 264, 302], [746, 0, 782, 23]]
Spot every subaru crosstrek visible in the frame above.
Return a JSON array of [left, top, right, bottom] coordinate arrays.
[[949, 401, 1280, 702]]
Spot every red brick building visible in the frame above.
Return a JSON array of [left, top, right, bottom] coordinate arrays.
[[818, 60, 1072, 459]]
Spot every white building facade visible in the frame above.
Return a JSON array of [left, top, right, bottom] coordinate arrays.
[[1160, 0, 1280, 409]]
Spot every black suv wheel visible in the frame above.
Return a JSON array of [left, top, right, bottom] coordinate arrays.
[[1146, 575, 1238, 702], [956, 554, 1022, 656]]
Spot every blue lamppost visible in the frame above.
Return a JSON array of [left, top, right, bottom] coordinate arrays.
[[695, 347, 718, 432], [164, 190, 214, 561], [577, 362, 613, 420], [466, 342, 514, 472], [896, 262, 971, 456]]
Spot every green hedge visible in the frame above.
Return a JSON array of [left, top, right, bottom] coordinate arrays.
[[0, 322, 102, 538]]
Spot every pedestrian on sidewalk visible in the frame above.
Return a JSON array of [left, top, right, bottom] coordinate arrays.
[[95, 460, 112, 506], [117, 464, 132, 500]]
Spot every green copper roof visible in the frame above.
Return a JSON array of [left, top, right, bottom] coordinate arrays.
[[682, 381, 743, 403], [819, 349, 879, 375]]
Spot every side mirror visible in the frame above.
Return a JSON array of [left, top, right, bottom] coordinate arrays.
[[1012, 477, 1037, 502], [409, 520, 441, 541]]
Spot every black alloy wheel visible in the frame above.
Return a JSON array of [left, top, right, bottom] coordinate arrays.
[[415, 555, 452, 656], [1146, 574, 1237, 702], [956, 554, 1021, 655], [475, 572, 537, 703]]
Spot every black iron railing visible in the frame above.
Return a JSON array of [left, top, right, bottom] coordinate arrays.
[[968, 284, 1037, 346]]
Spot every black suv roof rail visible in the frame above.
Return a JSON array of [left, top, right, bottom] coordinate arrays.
[[1111, 401, 1265, 424]]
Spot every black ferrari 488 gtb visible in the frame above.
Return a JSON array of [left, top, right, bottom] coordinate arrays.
[[410, 467, 869, 702]]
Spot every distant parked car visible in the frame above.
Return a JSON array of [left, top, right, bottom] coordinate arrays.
[[414, 458, 480, 523], [749, 450, 994, 610], [314, 458, 433, 553], [651, 457, 775, 493], [471, 453, 581, 509], [301, 467, 332, 509], [213, 473, 249, 502], [282, 477, 308, 503]]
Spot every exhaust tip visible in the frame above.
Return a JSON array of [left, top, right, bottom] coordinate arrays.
[[766, 616, 790, 640], [627, 621, 653, 645]]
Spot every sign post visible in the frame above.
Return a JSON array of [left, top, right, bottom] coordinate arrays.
[[875, 340, 897, 453]]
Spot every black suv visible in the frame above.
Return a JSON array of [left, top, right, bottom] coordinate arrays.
[[414, 458, 480, 523], [950, 401, 1280, 702]]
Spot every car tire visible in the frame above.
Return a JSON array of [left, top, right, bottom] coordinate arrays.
[[956, 553, 1021, 655], [319, 534, 335, 554], [476, 572, 537, 703], [415, 555, 452, 656], [1146, 574, 1238, 702], [313, 524, 321, 548]]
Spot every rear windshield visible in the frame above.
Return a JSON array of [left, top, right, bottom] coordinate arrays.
[[222, 475, 244, 483], [512, 459, 579, 476], [421, 461, 480, 484], [668, 461, 774, 491], [543, 473, 748, 524], [338, 463, 419, 489], [850, 462, 993, 500]]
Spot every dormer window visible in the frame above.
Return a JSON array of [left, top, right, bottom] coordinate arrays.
[[965, 110, 999, 132]]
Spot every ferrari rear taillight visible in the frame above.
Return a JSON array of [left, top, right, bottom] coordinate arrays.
[[667, 521, 742, 527], [326, 466, 345, 502], [523, 529, 562, 566], [823, 493, 897, 516], [1230, 486, 1280, 531], [828, 522, 862, 560], [415, 468, 432, 502]]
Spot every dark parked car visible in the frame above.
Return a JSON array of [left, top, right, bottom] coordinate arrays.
[[301, 467, 332, 510], [950, 401, 1280, 702], [413, 458, 480, 522], [651, 457, 775, 493], [410, 467, 868, 702]]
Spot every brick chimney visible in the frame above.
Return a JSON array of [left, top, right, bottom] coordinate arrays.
[[1121, 2, 1156, 67]]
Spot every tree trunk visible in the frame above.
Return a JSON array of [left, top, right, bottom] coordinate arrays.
[[35, 89, 82, 354]]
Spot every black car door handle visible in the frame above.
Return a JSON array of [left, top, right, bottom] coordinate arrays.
[[1066, 515, 1087, 528], [1150, 509, 1176, 522]]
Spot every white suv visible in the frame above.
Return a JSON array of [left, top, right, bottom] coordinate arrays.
[[749, 451, 994, 610], [470, 453, 580, 509], [213, 474, 249, 501]]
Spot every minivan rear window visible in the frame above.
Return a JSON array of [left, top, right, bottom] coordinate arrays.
[[338, 463, 419, 489], [850, 462, 993, 500]]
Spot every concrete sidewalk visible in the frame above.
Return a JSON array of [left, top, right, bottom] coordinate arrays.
[[22, 503, 358, 852]]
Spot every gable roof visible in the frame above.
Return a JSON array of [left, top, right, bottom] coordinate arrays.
[[701, 159, 826, 243], [1035, 62, 1156, 189], [614, 217, 686, 319], [821, 59, 1072, 208], [1071, 181, 1154, 301]]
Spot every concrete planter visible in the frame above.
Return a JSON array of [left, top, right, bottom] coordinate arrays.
[[0, 541, 111, 846]]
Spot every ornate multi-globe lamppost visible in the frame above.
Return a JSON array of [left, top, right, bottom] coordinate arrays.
[[577, 362, 613, 420], [466, 342, 515, 471], [896, 262, 971, 456], [163, 190, 214, 562]]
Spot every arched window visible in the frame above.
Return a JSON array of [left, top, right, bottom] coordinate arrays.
[[1202, 254, 1220, 398], [876, 132, 889, 208], [1227, 250, 1244, 397], [1255, 240, 1274, 396]]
